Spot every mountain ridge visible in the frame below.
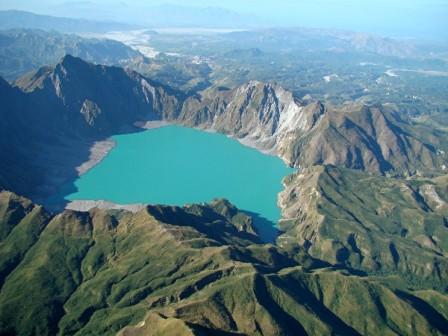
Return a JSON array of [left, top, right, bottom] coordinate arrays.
[[278, 165, 448, 288], [0, 190, 446, 335], [2, 55, 447, 202], [1, 55, 448, 335], [0, 29, 142, 80], [178, 81, 448, 175], [0, 10, 137, 32]]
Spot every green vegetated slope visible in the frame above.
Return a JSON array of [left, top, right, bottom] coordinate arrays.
[[279, 165, 448, 288], [0, 191, 447, 336]]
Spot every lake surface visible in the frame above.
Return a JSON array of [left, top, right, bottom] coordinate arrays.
[[64, 126, 294, 241]]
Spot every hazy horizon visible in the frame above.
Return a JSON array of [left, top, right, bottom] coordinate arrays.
[[0, 0, 447, 39]]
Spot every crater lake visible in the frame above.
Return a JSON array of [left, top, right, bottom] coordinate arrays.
[[63, 125, 295, 241]]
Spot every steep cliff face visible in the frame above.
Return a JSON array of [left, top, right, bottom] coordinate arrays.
[[278, 165, 448, 287], [14, 54, 182, 135], [0, 55, 183, 198], [3, 55, 448, 215], [178, 81, 326, 159], [177, 82, 448, 175], [4, 57, 447, 182]]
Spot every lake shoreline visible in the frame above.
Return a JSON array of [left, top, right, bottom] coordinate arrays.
[[134, 120, 172, 130], [76, 139, 116, 177], [61, 122, 295, 239], [63, 125, 293, 242], [75, 120, 173, 178], [66, 200, 147, 213]]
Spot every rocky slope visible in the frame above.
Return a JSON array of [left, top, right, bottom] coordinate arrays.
[[14, 54, 181, 133], [179, 83, 448, 175], [178, 81, 325, 155], [7, 56, 447, 177], [0, 191, 447, 336], [0, 55, 182, 198], [1, 55, 448, 335], [278, 165, 448, 288], [2, 56, 447, 202], [292, 103, 448, 176]]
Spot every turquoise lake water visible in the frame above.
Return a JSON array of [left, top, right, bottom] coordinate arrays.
[[64, 126, 294, 241]]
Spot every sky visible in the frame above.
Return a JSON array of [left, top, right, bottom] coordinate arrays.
[[1, 0, 447, 39]]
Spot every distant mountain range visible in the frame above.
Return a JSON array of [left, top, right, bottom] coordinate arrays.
[[0, 10, 137, 32], [0, 6, 262, 31], [1, 9, 445, 60], [0, 29, 142, 79], [45, 3, 263, 28], [138, 4, 262, 28], [222, 28, 440, 59]]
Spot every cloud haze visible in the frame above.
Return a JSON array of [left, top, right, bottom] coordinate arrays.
[[0, 0, 446, 39]]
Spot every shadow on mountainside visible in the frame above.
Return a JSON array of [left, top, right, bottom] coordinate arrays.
[[242, 210, 282, 243], [395, 290, 448, 335], [30, 126, 150, 213]]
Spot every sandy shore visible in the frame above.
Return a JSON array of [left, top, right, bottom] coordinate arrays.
[[66, 200, 147, 213], [236, 136, 277, 156], [75, 139, 116, 176], [134, 120, 171, 129], [74, 120, 170, 178]]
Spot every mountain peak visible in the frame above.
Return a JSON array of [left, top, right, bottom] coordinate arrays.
[[60, 54, 88, 68]]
